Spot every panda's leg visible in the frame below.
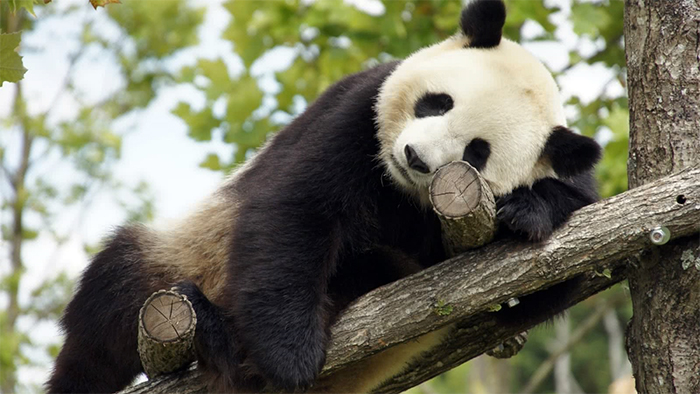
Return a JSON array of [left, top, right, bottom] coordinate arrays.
[[173, 281, 264, 393], [46, 226, 168, 394], [232, 270, 333, 392], [225, 223, 342, 392]]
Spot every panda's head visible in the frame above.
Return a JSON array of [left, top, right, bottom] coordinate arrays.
[[376, 0, 600, 203]]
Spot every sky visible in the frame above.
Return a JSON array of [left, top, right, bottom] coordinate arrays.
[[0, 0, 624, 390]]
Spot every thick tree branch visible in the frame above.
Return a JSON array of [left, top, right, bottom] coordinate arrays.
[[122, 166, 700, 394]]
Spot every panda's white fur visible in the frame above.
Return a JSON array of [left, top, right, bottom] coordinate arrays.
[[377, 36, 563, 202], [48, 1, 601, 393]]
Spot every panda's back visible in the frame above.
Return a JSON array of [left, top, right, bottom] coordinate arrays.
[[143, 61, 411, 304]]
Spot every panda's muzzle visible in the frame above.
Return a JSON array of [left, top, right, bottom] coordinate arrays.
[[404, 144, 431, 174]]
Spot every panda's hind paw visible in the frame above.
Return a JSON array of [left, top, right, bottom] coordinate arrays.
[[486, 331, 529, 359], [258, 346, 324, 392], [171, 280, 207, 306]]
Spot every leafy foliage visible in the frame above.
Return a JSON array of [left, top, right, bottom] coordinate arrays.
[[9, 0, 36, 16], [0, 0, 202, 392], [567, 0, 627, 198], [0, 32, 27, 86]]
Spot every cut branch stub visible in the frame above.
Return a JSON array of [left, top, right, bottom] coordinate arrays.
[[429, 161, 497, 255], [138, 289, 197, 378]]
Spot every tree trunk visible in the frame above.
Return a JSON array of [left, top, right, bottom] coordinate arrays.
[[624, 0, 700, 392]]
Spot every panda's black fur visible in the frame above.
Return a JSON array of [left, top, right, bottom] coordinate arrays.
[[47, 1, 601, 393]]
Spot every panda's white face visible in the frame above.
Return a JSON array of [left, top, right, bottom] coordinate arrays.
[[376, 36, 566, 204]]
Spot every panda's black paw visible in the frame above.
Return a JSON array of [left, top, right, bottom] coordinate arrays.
[[486, 331, 529, 359], [256, 340, 325, 392], [496, 190, 554, 242], [172, 280, 208, 308]]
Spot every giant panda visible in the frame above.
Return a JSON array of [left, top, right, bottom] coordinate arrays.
[[47, 1, 601, 393]]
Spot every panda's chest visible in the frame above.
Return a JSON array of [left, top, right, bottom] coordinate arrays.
[[372, 195, 444, 264]]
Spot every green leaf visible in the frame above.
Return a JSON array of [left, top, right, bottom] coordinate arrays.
[[10, 0, 36, 16], [172, 102, 219, 142], [594, 269, 613, 279], [0, 33, 28, 86], [65, 184, 88, 204], [199, 153, 222, 171], [47, 344, 61, 358], [108, 0, 204, 59], [21, 228, 38, 240], [504, 0, 557, 41], [434, 300, 454, 316], [225, 75, 263, 124], [222, 0, 268, 67], [196, 58, 232, 100], [571, 2, 611, 37]]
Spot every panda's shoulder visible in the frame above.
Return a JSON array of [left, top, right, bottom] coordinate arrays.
[[232, 62, 401, 197], [264, 61, 402, 154]]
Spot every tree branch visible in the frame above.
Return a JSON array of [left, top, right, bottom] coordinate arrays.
[[121, 166, 700, 394]]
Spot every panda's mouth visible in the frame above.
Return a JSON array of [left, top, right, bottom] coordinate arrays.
[[388, 154, 433, 207], [390, 153, 434, 191], [389, 154, 416, 186]]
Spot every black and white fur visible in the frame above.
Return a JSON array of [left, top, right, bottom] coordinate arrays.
[[47, 1, 600, 392]]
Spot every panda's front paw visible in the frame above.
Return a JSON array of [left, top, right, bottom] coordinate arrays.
[[496, 190, 553, 242]]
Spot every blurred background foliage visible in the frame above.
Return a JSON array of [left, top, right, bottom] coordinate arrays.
[[1, 0, 630, 393]]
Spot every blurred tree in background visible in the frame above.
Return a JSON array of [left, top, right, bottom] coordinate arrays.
[[174, 1, 629, 393], [0, 1, 202, 392], [1, 0, 630, 393]]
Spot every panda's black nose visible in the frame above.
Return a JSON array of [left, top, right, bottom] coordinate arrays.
[[404, 145, 430, 174]]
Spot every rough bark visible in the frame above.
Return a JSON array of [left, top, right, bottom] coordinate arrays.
[[624, 1, 700, 393], [122, 167, 700, 394]]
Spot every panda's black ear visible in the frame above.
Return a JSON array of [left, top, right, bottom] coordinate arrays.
[[460, 0, 506, 49], [542, 126, 602, 177]]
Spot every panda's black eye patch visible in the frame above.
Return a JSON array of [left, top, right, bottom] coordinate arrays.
[[462, 138, 490, 172], [414, 93, 454, 118]]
